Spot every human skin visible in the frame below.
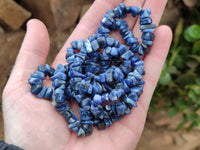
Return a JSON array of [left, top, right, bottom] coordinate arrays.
[[2, 0, 172, 150]]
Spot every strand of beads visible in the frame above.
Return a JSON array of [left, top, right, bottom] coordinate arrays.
[[28, 3, 156, 137]]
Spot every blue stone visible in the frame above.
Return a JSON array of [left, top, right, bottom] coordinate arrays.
[[131, 55, 141, 64], [97, 36, 106, 48], [66, 55, 75, 64], [102, 93, 109, 103], [140, 17, 152, 25], [61, 110, 73, 121], [118, 44, 128, 55], [91, 103, 103, 116], [31, 84, 42, 94], [131, 6, 142, 17], [130, 43, 139, 53], [38, 65, 48, 75], [97, 26, 110, 34], [140, 8, 151, 19], [104, 119, 112, 127], [44, 87, 53, 100], [81, 124, 93, 136], [78, 127, 85, 137], [80, 97, 91, 108], [115, 41, 120, 47], [52, 79, 66, 88], [97, 121, 106, 130], [106, 37, 116, 46], [85, 40, 93, 53], [113, 7, 120, 18], [92, 81, 102, 94], [120, 22, 128, 30], [119, 64, 131, 74], [77, 39, 84, 50], [127, 37, 138, 46], [116, 19, 124, 28], [120, 28, 129, 35], [128, 93, 139, 102], [116, 102, 125, 116], [142, 40, 153, 46], [37, 85, 47, 98], [124, 60, 131, 67], [71, 41, 78, 49], [80, 47, 87, 53], [28, 77, 43, 85], [135, 65, 145, 75], [66, 47, 74, 53], [101, 16, 113, 28], [68, 120, 80, 130], [142, 32, 155, 41], [138, 45, 144, 56], [131, 86, 143, 96], [130, 70, 143, 81], [55, 94, 66, 104], [31, 71, 45, 79], [126, 6, 131, 13], [124, 97, 137, 108], [125, 77, 138, 87], [110, 47, 119, 57], [134, 60, 144, 66], [51, 72, 67, 81], [140, 24, 156, 30], [79, 109, 92, 121], [68, 70, 86, 78], [93, 94, 102, 104], [142, 28, 154, 33], [109, 90, 118, 102], [81, 120, 93, 125], [106, 10, 115, 18], [113, 67, 124, 80], [105, 68, 113, 83], [99, 73, 106, 83], [91, 40, 100, 51], [104, 46, 111, 55], [121, 51, 134, 60], [123, 31, 133, 41], [68, 116, 79, 124]]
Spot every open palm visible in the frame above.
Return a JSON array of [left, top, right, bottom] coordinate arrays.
[[2, 0, 172, 150]]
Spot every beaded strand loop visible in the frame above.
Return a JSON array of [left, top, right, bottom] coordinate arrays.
[[28, 3, 156, 137]]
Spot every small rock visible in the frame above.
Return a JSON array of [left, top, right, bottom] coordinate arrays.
[[50, 0, 84, 31], [21, 0, 56, 29], [0, 0, 31, 30], [0, 26, 5, 45]]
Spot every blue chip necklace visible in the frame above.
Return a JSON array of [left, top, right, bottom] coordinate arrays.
[[28, 3, 156, 137]]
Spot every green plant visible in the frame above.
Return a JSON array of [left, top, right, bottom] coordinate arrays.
[[150, 2, 200, 131]]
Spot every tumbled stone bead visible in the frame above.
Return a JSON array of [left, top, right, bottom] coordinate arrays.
[[126, 6, 131, 13], [107, 9, 115, 18], [120, 22, 128, 30], [55, 94, 66, 104], [85, 40, 93, 53], [131, 86, 143, 96], [104, 119, 112, 127], [99, 73, 106, 83], [116, 19, 124, 28], [119, 64, 131, 74], [140, 8, 151, 19], [37, 85, 47, 98], [68, 120, 80, 132], [61, 109, 74, 121], [93, 94, 102, 104], [66, 55, 75, 64], [91, 40, 100, 51], [81, 124, 93, 136], [92, 81, 103, 94], [140, 24, 156, 30], [102, 93, 109, 103], [101, 16, 113, 28], [105, 68, 113, 83], [31, 71, 45, 79], [135, 65, 145, 75], [106, 37, 116, 46], [91, 102, 103, 116], [51, 72, 67, 81], [134, 60, 144, 66], [52, 79, 66, 88], [113, 67, 124, 80], [77, 127, 85, 137], [77, 39, 84, 50], [119, 3, 126, 16], [97, 26, 110, 34], [109, 90, 118, 102], [116, 102, 126, 116], [110, 47, 119, 57], [121, 50, 134, 60], [118, 44, 127, 55], [130, 6, 142, 17], [130, 55, 141, 64], [123, 97, 137, 108], [142, 40, 153, 46], [142, 28, 154, 33], [97, 120, 106, 130], [28, 77, 43, 85], [68, 70, 86, 78], [31, 84, 42, 94], [138, 45, 144, 56], [113, 7, 120, 18], [97, 36, 106, 48], [71, 41, 78, 49], [127, 37, 138, 46], [140, 17, 152, 25], [142, 32, 155, 41], [44, 87, 53, 100], [80, 109, 92, 121], [128, 93, 139, 102]]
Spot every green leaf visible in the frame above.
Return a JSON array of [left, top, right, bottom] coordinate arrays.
[[174, 18, 183, 47], [184, 24, 200, 42], [192, 40, 200, 55], [187, 55, 200, 63], [176, 73, 196, 87], [168, 107, 179, 117], [159, 71, 172, 85], [186, 60, 199, 69]]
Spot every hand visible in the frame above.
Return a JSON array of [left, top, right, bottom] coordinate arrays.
[[2, 0, 172, 150]]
